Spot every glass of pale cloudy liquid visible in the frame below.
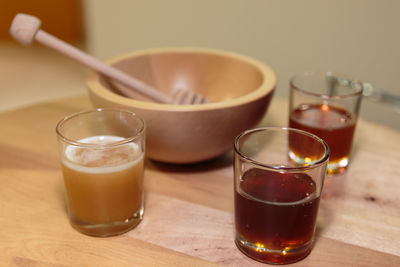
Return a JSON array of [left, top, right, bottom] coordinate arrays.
[[56, 109, 145, 237]]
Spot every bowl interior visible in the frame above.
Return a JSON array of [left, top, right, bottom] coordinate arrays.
[[98, 50, 266, 103]]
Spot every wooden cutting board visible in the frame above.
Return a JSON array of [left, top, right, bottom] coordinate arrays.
[[1, 95, 399, 266]]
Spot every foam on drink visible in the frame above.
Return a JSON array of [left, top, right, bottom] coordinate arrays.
[[63, 135, 143, 173]]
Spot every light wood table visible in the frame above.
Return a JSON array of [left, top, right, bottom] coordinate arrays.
[[1, 95, 399, 266]]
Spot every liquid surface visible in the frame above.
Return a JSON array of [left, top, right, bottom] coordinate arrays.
[[61, 135, 144, 236], [289, 104, 356, 162], [235, 168, 320, 264], [64, 135, 141, 171]]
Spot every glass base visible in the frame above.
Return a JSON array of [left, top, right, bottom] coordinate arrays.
[[327, 157, 348, 175], [235, 235, 313, 265], [289, 150, 348, 175], [69, 209, 144, 237]]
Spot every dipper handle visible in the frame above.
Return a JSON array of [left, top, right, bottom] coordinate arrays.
[[9, 13, 172, 104]]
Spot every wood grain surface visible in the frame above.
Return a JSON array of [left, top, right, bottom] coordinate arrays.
[[1, 95, 399, 266]]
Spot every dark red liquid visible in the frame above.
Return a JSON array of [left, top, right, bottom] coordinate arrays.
[[289, 104, 356, 162], [234, 168, 320, 264]]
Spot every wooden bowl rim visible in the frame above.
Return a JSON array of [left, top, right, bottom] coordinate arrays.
[[86, 47, 277, 111]]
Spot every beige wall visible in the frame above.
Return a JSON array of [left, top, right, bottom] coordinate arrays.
[[84, 0, 400, 129]]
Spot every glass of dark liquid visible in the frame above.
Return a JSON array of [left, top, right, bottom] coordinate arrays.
[[234, 127, 329, 264], [289, 71, 363, 174]]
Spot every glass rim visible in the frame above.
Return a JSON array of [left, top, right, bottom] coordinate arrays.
[[290, 71, 364, 99], [56, 108, 145, 148], [233, 127, 330, 172]]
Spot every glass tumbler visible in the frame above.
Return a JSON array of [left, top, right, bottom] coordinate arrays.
[[234, 127, 329, 264], [56, 108, 146, 237], [289, 71, 363, 174]]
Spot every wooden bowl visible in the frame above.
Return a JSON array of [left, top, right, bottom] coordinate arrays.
[[86, 47, 276, 163]]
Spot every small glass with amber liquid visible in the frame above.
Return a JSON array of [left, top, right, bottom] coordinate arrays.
[[56, 109, 145, 237], [234, 127, 329, 264], [289, 71, 363, 174]]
